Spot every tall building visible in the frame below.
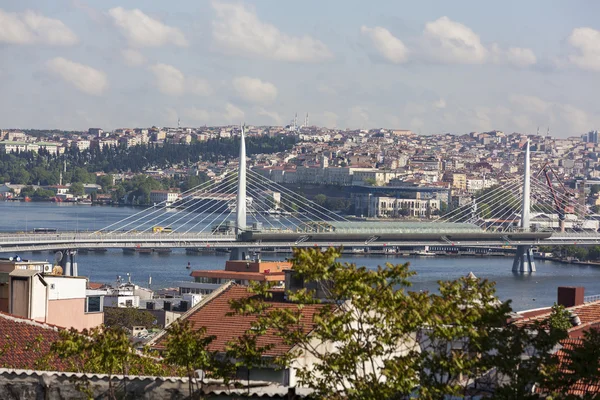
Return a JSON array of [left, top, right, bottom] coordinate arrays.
[[588, 130, 598, 144]]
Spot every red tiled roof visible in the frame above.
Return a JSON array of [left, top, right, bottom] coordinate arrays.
[[154, 285, 328, 357], [548, 338, 600, 396], [87, 282, 105, 290], [0, 312, 66, 370], [514, 301, 600, 337], [190, 270, 285, 281]]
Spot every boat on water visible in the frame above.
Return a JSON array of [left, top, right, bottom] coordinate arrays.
[[413, 251, 436, 256], [412, 246, 436, 257]]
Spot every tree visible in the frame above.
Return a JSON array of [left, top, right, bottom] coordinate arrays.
[[314, 194, 327, 206], [104, 306, 156, 330], [479, 203, 491, 219], [69, 182, 85, 196], [228, 247, 594, 400], [163, 320, 229, 398], [52, 327, 136, 399]]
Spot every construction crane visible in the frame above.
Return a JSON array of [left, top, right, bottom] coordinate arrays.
[[536, 162, 575, 232]]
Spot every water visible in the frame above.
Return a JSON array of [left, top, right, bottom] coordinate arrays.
[[2, 202, 600, 311]]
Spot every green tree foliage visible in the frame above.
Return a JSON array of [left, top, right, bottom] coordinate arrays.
[[180, 173, 210, 192], [228, 247, 598, 400], [313, 194, 327, 206], [0, 135, 295, 186], [163, 320, 231, 398], [103, 306, 157, 330], [475, 185, 518, 220], [51, 326, 170, 399], [69, 182, 85, 196]]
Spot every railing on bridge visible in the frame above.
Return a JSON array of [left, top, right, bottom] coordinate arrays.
[[584, 294, 600, 303]]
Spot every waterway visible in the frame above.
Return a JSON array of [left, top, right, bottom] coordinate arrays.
[[1, 202, 600, 311]]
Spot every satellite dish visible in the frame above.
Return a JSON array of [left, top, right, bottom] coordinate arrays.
[[15, 256, 21, 262], [9, 257, 13, 261], [54, 251, 63, 264]]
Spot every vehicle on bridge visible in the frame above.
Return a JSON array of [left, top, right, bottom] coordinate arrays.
[[152, 226, 173, 233], [33, 228, 58, 233]]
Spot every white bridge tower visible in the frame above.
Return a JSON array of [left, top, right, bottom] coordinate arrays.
[[231, 125, 248, 260], [512, 140, 536, 273]]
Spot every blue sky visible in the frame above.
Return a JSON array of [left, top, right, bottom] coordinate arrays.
[[1, 0, 599, 136]]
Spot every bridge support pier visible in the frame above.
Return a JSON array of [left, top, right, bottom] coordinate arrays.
[[230, 248, 247, 261], [512, 245, 536, 273], [57, 249, 78, 276]]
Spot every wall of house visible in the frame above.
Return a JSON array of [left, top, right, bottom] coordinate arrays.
[[42, 298, 102, 331], [30, 277, 48, 321]]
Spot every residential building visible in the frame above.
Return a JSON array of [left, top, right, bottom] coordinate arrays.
[[0, 258, 104, 331], [149, 190, 180, 205]]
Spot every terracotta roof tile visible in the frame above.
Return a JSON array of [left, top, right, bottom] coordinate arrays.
[[514, 301, 600, 337], [547, 338, 600, 396], [0, 312, 66, 370], [154, 285, 328, 357]]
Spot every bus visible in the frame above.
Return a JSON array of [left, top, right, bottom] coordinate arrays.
[[152, 226, 173, 233], [33, 228, 58, 233]]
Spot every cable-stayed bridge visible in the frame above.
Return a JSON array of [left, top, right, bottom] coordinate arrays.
[[0, 130, 597, 273]]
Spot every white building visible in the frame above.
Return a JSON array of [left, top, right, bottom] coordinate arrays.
[[149, 191, 181, 205]]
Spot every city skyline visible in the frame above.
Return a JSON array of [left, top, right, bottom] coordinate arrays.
[[1, 1, 599, 136]]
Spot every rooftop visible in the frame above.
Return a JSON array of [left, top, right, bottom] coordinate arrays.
[[153, 284, 328, 357], [0, 312, 65, 371]]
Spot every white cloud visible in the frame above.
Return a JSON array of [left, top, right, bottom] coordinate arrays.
[[108, 7, 188, 47], [433, 98, 447, 109], [320, 111, 338, 128], [182, 107, 211, 123], [224, 103, 245, 123], [347, 106, 370, 129], [568, 27, 600, 71], [188, 77, 213, 96], [232, 76, 278, 105], [121, 48, 146, 67], [211, 1, 332, 62], [149, 63, 185, 95], [509, 94, 551, 114], [509, 94, 599, 135], [257, 108, 283, 125], [506, 47, 537, 67], [0, 9, 77, 45], [46, 57, 108, 95], [422, 16, 487, 64], [360, 26, 408, 64], [317, 84, 337, 96], [149, 64, 212, 96], [491, 44, 537, 67], [183, 103, 245, 125]]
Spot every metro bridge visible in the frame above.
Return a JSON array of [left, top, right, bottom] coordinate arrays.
[[1, 128, 597, 273]]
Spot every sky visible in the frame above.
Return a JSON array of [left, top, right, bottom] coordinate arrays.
[[1, 0, 600, 136]]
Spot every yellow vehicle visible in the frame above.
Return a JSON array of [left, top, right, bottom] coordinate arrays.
[[152, 226, 172, 233]]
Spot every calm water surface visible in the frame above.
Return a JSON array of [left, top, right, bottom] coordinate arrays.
[[1, 202, 599, 311]]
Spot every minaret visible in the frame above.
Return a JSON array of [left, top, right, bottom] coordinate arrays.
[[235, 125, 247, 235]]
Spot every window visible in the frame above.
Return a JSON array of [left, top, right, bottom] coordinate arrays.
[[125, 299, 133, 307], [86, 296, 103, 313]]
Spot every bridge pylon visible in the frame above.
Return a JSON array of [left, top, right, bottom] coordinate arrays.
[[512, 140, 536, 273], [231, 124, 248, 261]]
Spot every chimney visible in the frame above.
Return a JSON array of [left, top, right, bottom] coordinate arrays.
[[557, 286, 585, 308]]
